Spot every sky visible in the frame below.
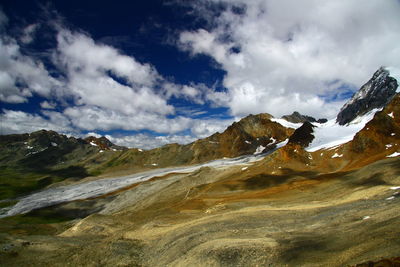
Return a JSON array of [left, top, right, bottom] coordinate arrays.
[[0, 0, 400, 149]]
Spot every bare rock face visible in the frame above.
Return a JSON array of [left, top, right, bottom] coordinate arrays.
[[336, 67, 398, 125], [282, 112, 327, 124], [287, 121, 315, 147]]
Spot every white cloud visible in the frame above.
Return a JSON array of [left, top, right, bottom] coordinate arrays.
[[0, 38, 61, 103], [191, 118, 234, 138], [55, 29, 173, 116], [179, 0, 400, 118], [0, 109, 73, 135], [63, 105, 192, 133], [105, 133, 196, 149]]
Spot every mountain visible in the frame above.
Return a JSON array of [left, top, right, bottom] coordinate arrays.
[[95, 113, 294, 173], [336, 67, 398, 125], [0, 67, 399, 267], [0, 130, 125, 200], [282, 111, 327, 124]]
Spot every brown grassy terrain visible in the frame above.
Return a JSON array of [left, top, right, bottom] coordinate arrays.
[[1, 156, 399, 266]]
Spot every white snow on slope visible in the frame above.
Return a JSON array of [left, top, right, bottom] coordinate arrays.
[[90, 141, 98, 146], [388, 112, 394, 118], [387, 152, 400, 158], [254, 145, 266, 155], [306, 109, 380, 152], [270, 118, 302, 129], [386, 66, 400, 93], [331, 153, 343, 158]]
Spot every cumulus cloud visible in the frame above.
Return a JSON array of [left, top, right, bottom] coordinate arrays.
[[105, 133, 196, 149], [179, 0, 400, 118], [0, 38, 61, 103], [55, 29, 173, 116], [63, 105, 192, 133], [0, 109, 73, 135], [191, 118, 235, 138]]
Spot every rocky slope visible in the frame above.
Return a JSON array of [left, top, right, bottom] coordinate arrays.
[[337, 67, 398, 125], [282, 111, 327, 124]]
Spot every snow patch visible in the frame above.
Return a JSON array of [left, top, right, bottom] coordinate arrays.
[[386, 196, 395, 200], [270, 137, 276, 144], [90, 142, 98, 146], [362, 216, 370, 220], [26, 146, 33, 150], [386, 66, 400, 92], [99, 150, 104, 153], [51, 142, 58, 147], [387, 152, 400, 158], [388, 112, 394, 118], [306, 109, 380, 152], [270, 118, 302, 129], [151, 163, 158, 166], [386, 144, 393, 149], [241, 167, 248, 171], [331, 153, 343, 158], [245, 140, 251, 144], [391, 133, 396, 136], [390, 186, 400, 190], [138, 149, 143, 152], [254, 145, 266, 155]]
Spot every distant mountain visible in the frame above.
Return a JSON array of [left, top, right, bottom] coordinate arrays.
[[282, 111, 327, 124], [336, 67, 398, 125], [84, 136, 127, 151], [0, 130, 125, 200]]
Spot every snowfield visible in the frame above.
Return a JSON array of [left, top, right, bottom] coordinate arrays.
[[306, 109, 381, 152], [270, 118, 302, 129], [386, 66, 400, 93]]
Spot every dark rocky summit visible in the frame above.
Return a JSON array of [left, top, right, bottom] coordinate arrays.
[[336, 67, 398, 125], [287, 121, 315, 147], [282, 111, 327, 124]]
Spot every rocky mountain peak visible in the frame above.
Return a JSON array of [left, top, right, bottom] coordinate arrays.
[[84, 136, 126, 151], [282, 111, 327, 124], [336, 67, 398, 125]]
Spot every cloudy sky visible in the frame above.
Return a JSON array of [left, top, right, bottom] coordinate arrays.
[[1, 0, 399, 149]]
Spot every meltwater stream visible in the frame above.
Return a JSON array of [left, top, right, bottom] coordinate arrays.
[[0, 149, 279, 218]]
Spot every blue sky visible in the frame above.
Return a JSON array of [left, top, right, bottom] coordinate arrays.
[[1, 0, 400, 149]]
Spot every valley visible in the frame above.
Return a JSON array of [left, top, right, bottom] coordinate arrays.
[[0, 67, 399, 266]]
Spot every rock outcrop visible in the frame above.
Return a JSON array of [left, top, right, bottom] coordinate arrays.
[[282, 111, 327, 124], [287, 121, 315, 147], [336, 67, 398, 125]]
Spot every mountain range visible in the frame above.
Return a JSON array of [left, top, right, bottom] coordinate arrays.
[[0, 67, 399, 266]]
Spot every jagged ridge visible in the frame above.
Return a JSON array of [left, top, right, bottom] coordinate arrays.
[[336, 67, 398, 125]]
